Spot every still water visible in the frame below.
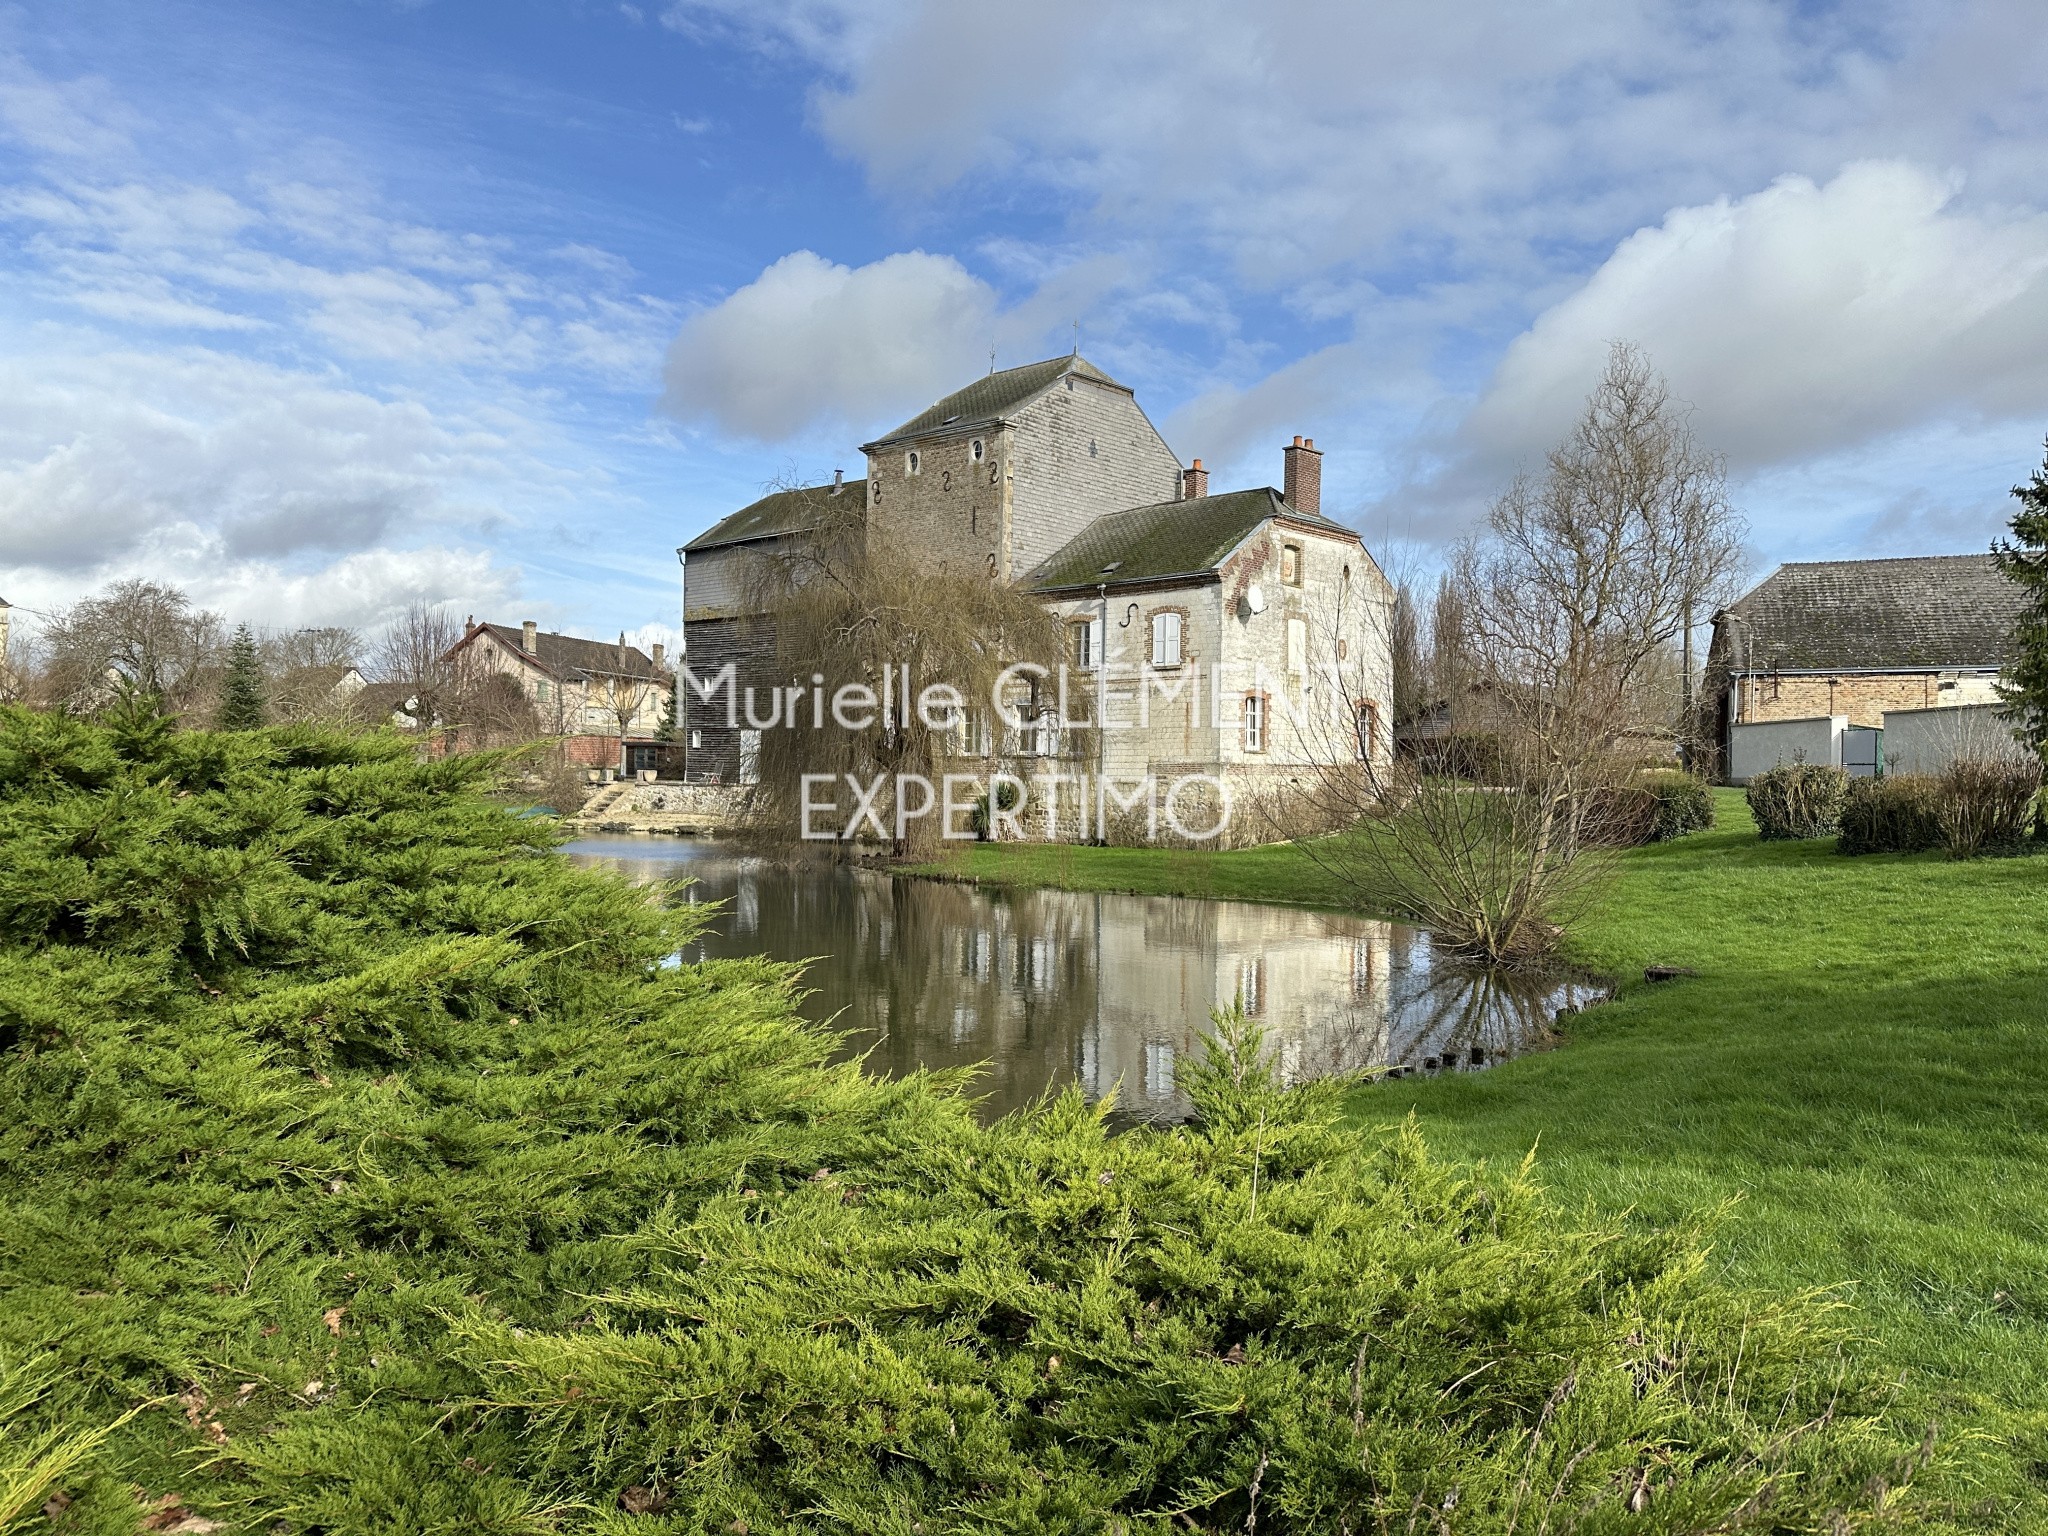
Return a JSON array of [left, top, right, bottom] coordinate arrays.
[[564, 835, 1600, 1124]]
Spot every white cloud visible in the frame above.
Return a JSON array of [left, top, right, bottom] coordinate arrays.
[[660, 249, 1004, 440], [0, 345, 530, 574], [1463, 160, 2048, 472], [668, 0, 2048, 290]]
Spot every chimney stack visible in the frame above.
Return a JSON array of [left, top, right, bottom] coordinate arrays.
[[521, 620, 538, 655], [1282, 435, 1321, 518], [652, 642, 666, 669], [832, 467, 845, 495], [1181, 458, 1209, 501]]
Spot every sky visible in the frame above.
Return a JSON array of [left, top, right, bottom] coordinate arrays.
[[2, 0, 2045, 651]]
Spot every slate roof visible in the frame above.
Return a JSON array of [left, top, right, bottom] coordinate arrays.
[[1720, 554, 2024, 672], [466, 624, 667, 682], [864, 355, 1126, 450], [683, 479, 866, 553], [1022, 487, 1359, 593]]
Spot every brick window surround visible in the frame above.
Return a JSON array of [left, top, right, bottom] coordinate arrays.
[[1148, 607, 1188, 668]]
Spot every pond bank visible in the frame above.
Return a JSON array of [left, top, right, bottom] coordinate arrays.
[[900, 794, 2048, 1523]]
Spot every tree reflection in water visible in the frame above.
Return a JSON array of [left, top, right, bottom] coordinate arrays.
[[567, 837, 1604, 1124]]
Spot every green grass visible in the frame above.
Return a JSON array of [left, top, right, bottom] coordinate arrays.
[[912, 793, 2048, 1528]]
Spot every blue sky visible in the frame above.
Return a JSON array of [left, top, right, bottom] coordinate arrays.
[[2, 0, 2045, 649]]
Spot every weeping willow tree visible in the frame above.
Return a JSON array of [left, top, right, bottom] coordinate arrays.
[[738, 490, 1073, 855]]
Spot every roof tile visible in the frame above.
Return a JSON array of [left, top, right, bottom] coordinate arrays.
[[1723, 554, 2023, 671], [1022, 487, 1357, 592]]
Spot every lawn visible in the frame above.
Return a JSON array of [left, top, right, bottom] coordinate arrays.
[[912, 792, 2048, 1529]]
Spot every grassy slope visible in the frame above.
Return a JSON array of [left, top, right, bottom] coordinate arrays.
[[912, 793, 2048, 1524]]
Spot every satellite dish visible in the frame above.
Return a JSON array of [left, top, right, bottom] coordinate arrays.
[[1243, 583, 1267, 616]]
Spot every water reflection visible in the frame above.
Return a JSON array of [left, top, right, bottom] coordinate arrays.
[[564, 836, 1600, 1124]]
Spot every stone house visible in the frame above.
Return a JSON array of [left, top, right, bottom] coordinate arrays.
[[447, 620, 673, 772], [1704, 554, 2024, 771], [679, 353, 1394, 840]]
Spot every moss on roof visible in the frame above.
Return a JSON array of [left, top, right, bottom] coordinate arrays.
[[864, 355, 1125, 449], [684, 480, 866, 553], [1719, 554, 2026, 672], [1023, 488, 1357, 592]]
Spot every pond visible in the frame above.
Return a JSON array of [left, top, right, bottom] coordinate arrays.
[[563, 835, 1603, 1124]]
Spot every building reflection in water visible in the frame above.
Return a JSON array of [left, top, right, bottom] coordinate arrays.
[[565, 837, 1599, 1124]]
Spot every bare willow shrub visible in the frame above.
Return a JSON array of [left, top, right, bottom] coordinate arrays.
[[738, 491, 1070, 857], [1296, 344, 1746, 966], [1937, 757, 2041, 858]]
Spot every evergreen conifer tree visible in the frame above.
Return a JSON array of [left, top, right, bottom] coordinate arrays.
[[1993, 438, 2048, 758], [655, 671, 678, 744], [217, 623, 267, 730]]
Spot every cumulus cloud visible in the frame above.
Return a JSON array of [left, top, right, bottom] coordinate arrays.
[[660, 249, 1004, 440], [1463, 160, 2048, 472], [669, 0, 2048, 290], [0, 347, 523, 573]]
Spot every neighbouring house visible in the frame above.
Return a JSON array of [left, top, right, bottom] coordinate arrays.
[[447, 620, 674, 773], [679, 353, 1394, 839], [1705, 554, 2025, 776]]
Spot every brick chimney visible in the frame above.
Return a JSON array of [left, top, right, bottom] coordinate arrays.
[[1181, 458, 1209, 501], [1282, 436, 1321, 518], [651, 642, 666, 668], [520, 620, 538, 655]]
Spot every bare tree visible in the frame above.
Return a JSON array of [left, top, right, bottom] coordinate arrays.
[[40, 579, 225, 716], [1460, 342, 1745, 759], [265, 625, 367, 724], [369, 604, 538, 748], [1292, 344, 1747, 967], [1389, 581, 1426, 727], [596, 632, 665, 765]]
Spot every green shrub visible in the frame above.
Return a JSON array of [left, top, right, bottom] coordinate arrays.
[[0, 706, 1938, 1532], [970, 776, 1021, 839], [1638, 768, 1715, 842], [1936, 756, 2042, 859], [1838, 774, 1944, 856], [1745, 761, 1849, 840]]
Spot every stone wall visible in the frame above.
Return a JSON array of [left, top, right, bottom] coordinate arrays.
[[579, 780, 749, 834], [1731, 669, 2001, 728], [864, 426, 1011, 579]]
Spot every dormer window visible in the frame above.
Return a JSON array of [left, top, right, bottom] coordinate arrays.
[[906, 450, 921, 476], [971, 438, 985, 463]]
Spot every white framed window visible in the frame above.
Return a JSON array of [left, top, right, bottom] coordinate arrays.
[[1072, 616, 1102, 670], [954, 709, 990, 757], [689, 729, 702, 750], [905, 449, 921, 476], [1285, 616, 1307, 676], [1031, 712, 1062, 758], [1150, 610, 1183, 667], [971, 438, 985, 462], [1243, 692, 1265, 753]]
